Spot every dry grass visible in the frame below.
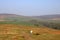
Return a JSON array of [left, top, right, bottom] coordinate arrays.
[[0, 24, 60, 40]]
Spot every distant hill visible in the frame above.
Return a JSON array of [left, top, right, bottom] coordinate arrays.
[[0, 14, 60, 21], [0, 14, 24, 21], [0, 14, 19, 18], [1, 13, 23, 17], [34, 14, 60, 20], [0, 14, 34, 21]]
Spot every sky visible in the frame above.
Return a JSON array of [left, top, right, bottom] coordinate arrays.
[[0, 0, 60, 16]]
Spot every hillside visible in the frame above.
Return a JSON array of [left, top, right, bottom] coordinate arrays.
[[0, 14, 60, 30], [0, 14, 60, 40]]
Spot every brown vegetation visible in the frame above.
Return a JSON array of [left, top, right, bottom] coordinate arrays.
[[0, 24, 60, 40]]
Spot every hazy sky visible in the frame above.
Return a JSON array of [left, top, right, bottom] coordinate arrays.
[[0, 0, 60, 16]]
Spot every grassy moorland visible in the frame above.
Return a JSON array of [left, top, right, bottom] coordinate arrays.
[[0, 14, 60, 40], [0, 24, 60, 40]]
